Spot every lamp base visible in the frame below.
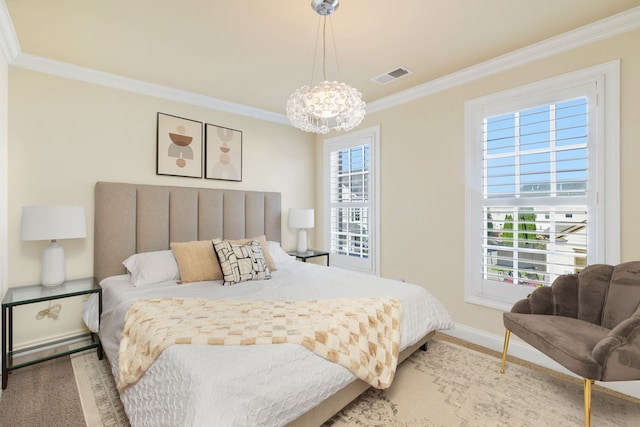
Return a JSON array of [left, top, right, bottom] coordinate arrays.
[[41, 240, 66, 287], [296, 229, 308, 254]]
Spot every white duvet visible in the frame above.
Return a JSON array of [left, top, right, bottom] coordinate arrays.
[[84, 259, 453, 427]]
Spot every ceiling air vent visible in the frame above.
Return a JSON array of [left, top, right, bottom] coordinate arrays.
[[371, 67, 413, 85]]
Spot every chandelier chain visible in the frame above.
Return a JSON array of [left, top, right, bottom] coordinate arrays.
[[309, 17, 321, 87], [329, 16, 341, 82], [322, 17, 327, 81]]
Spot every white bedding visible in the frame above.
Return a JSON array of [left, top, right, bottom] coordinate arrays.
[[84, 259, 453, 426]]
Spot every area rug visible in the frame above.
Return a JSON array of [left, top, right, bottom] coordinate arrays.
[[71, 351, 130, 427], [70, 338, 640, 426], [325, 338, 640, 426]]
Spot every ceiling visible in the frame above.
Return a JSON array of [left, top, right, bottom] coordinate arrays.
[[5, 1, 640, 117]]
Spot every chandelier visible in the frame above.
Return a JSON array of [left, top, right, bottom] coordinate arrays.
[[286, 0, 365, 134]]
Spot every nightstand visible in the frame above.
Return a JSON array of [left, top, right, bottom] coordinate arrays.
[[287, 249, 330, 266], [2, 277, 102, 389]]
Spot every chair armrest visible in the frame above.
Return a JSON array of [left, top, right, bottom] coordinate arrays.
[[510, 286, 554, 314], [592, 315, 640, 381], [511, 274, 580, 316], [510, 298, 532, 314]]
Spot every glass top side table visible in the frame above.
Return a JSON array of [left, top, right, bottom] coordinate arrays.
[[2, 277, 102, 389]]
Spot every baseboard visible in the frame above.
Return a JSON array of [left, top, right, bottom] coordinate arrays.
[[441, 323, 640, 399], [12, 329, 91, 354]]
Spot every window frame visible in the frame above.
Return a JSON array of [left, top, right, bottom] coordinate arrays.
[[464, 61, 620, 311], [323, 125, 380, 275]]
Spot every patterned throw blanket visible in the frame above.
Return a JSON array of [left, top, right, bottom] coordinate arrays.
[[117, 297, 402, 391]]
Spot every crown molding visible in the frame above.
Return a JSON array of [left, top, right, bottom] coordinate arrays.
[[2, 2, 640, 121], [367, 5, 640, 114], [11, 52, 290, 125], [0, 1, 19, 63]]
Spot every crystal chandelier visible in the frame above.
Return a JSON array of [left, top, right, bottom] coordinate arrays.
[[286, 0, 365, 134]]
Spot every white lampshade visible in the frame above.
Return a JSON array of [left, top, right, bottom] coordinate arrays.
[[21, 205, 87, 287], [21, 205, 87, 241], [288, 208, 314, 229], [288, 208, 314, 254]]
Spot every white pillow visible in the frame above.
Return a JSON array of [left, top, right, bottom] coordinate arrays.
[[122, 250, 180, 286], [266, 241, 295, 265]]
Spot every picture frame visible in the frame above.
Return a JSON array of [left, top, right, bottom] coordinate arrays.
[[205, 123, 242, 181], [156, 112, 203, 178]]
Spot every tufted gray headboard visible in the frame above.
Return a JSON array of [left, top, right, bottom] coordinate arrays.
[[94, 181, 282, 282]]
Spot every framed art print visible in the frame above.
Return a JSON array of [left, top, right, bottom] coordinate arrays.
[[157, 112, 203, 178], [205, 123, 242, 181]]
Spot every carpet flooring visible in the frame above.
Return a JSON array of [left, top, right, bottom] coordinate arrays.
[[0, 356, 85, 426], [2, 336, 639, 426]]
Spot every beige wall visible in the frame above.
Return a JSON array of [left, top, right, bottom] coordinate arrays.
[[1, 49, 7, 298], [317, 28, 640, 340], [7, 68, 315, 346]]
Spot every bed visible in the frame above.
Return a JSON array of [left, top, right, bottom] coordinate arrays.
[[85, 181, 454, 426]]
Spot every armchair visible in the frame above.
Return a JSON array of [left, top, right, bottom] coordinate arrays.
[[500, 261, 640, 427]]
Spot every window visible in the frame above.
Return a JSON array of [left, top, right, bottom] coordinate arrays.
[[324, 126, 380, 274], [465, 62, 619, 310]]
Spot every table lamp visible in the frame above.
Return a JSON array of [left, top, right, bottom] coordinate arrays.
[[20, 205, 87, 287], [288, 208, 314, 254]]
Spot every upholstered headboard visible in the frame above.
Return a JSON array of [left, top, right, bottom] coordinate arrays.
[[94, 181, 282, 281]]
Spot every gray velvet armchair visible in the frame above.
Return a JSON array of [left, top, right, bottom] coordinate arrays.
[[500, 261, 640, 427]]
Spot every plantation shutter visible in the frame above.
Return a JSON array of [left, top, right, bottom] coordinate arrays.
[[329, 144, 370, 260], [482, 94, 593, 287]]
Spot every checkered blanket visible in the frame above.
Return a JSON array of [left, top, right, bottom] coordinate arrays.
[[117, 297, 402, 391]]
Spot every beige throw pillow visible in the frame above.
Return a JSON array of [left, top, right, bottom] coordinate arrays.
[[170, 240, 223, 283]]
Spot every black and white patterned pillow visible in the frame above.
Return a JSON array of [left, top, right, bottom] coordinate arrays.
[[212, 238, 272, 285]]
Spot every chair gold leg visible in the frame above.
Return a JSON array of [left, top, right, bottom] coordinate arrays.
[[500, 329, 510, 374], [584, 378, 593, 427]]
